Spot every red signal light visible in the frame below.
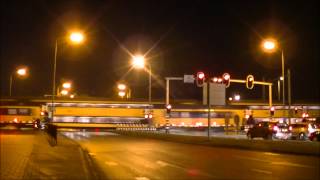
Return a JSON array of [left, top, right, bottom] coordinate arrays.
[[196, 72, 205, 87]]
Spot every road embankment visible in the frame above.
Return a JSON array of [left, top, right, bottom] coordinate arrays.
[[114, 130, 320, 156]]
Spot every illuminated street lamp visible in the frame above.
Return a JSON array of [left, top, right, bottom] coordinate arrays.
[[131, 54, 152, 104], [117, 84, 126, 91], [9, 67, 28, 96], [51, 31, 85, 121], [234, 94, 241, 101], [261, 38, 285, 105]]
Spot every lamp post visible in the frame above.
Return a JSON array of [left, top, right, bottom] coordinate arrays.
[[51, 32, 84, 121], [131, 55, 152, 104], [262, 39, 285, 105], [9, 67, 28, 96]]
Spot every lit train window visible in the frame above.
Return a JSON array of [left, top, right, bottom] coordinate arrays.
[[8, 109, 18, 115]]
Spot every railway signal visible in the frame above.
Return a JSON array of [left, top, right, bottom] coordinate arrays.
[[196, 72, 205, 87], [246, 75, 254, 89], [222, 73, 230, 87]]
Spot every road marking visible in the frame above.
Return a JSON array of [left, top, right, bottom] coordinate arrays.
[[251, 168, 272, 175], [271, 161, 314, 168], [263, 152, 280, 156], [135, 177, 150, 180], [105, 161, 118, 166], [156, 160, 168, 167], [234, 156, 269, 163]]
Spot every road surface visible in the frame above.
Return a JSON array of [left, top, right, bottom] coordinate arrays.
[[62, 130, 320, 180]]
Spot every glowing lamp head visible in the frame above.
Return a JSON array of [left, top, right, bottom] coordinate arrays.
[[280, 76, 284, 81], [70, 32, 84, 44], [270, 107, 275, 111], [166, 104, 172, 110], [132, 55, 145, 69], [262, 39, 277, 53], [213, 77, 218, 82], [17, 68, 27, 76], [234, 94, 241, 101]]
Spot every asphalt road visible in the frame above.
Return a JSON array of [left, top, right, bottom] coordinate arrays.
[[63, 130, 320, 180]]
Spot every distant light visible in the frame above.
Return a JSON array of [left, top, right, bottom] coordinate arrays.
[[279, 76, 284, 81], [118, 91, 125, 97], [61, 90, 69, 95], [217, 78, 223, 83], [213, 77, 218, 82], [270, 106, 275, 111], [166, 104, 172, 109], [70, 94, 75, 98], [245, 114, 250, 119], [70, 32, 84, 44], [249, 77, 253, 82], [228, 97, 233, 101], [263, 41, 275, 50], [234, 94, 241, 101], [117, 84, 126, 90], [132, 55, 145, 69], [17, 68, 27, 76], [62, 82, 72, 89]]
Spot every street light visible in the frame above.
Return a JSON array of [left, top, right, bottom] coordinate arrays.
[[62, 82, 72, 89], [51, 31, 84, 121], [261, 38, 285, 105], [131, 54, 152, 104], [9, 67, 28, 96]]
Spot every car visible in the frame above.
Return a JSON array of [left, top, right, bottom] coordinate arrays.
[[247, 122, 277, 140], [309, 131, 320, 141], [272, 123, 292, 139], [290, 123, 319, 140]]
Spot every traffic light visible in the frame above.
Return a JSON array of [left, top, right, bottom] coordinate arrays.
[[222, 73, 230, 87], [270, 106, 275, 116], [246, 75, 254, 89], [196, 72, 205, 87], [166, 104, 172, 114]]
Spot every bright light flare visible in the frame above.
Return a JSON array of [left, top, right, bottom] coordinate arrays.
[[117, 84, 126, 90], [234, 94, 241, 101], [223, 73, 230, 80], [132, 55, 145, 69], [17, 68, 27, 76], [61, 90, 69, 96], [70, 94, 75, 98], [262, 39, 277, 52], [279, 76, 284, 81], [228, 97, 233, 101], [118, 91, 126, 97], [197, 72, 205, 79], [62, 82, 72, 89], [70, 32, 84, 44]]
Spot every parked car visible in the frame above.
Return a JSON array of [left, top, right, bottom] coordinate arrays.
[[272, 123, 292, 139], [290, 123, 319, 140]]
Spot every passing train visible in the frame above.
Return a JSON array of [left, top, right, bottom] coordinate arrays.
[[0, 105, 41, 128]]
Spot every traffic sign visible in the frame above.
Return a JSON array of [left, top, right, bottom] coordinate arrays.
[[184, 75, 195, 83]]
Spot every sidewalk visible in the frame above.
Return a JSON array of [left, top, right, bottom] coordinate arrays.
[[25, 131, 99, 179]]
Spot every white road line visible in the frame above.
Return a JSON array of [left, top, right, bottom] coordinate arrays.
[[234, 155, 269, 163], [104, 161, 118, 166], [271, 161, 314, 168], [263, 152, 280, 156], [156, 160, 168, 167], [251, 168, 272, 175]]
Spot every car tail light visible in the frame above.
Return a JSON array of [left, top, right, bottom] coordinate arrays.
[[273, 126, 279, 131]]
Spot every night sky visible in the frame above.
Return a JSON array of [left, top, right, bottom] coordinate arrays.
[[1, 0, 319, 102]]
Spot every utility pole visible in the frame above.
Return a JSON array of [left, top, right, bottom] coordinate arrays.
[[288, 69, 292, 125], [207, 82, 211, 139]]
